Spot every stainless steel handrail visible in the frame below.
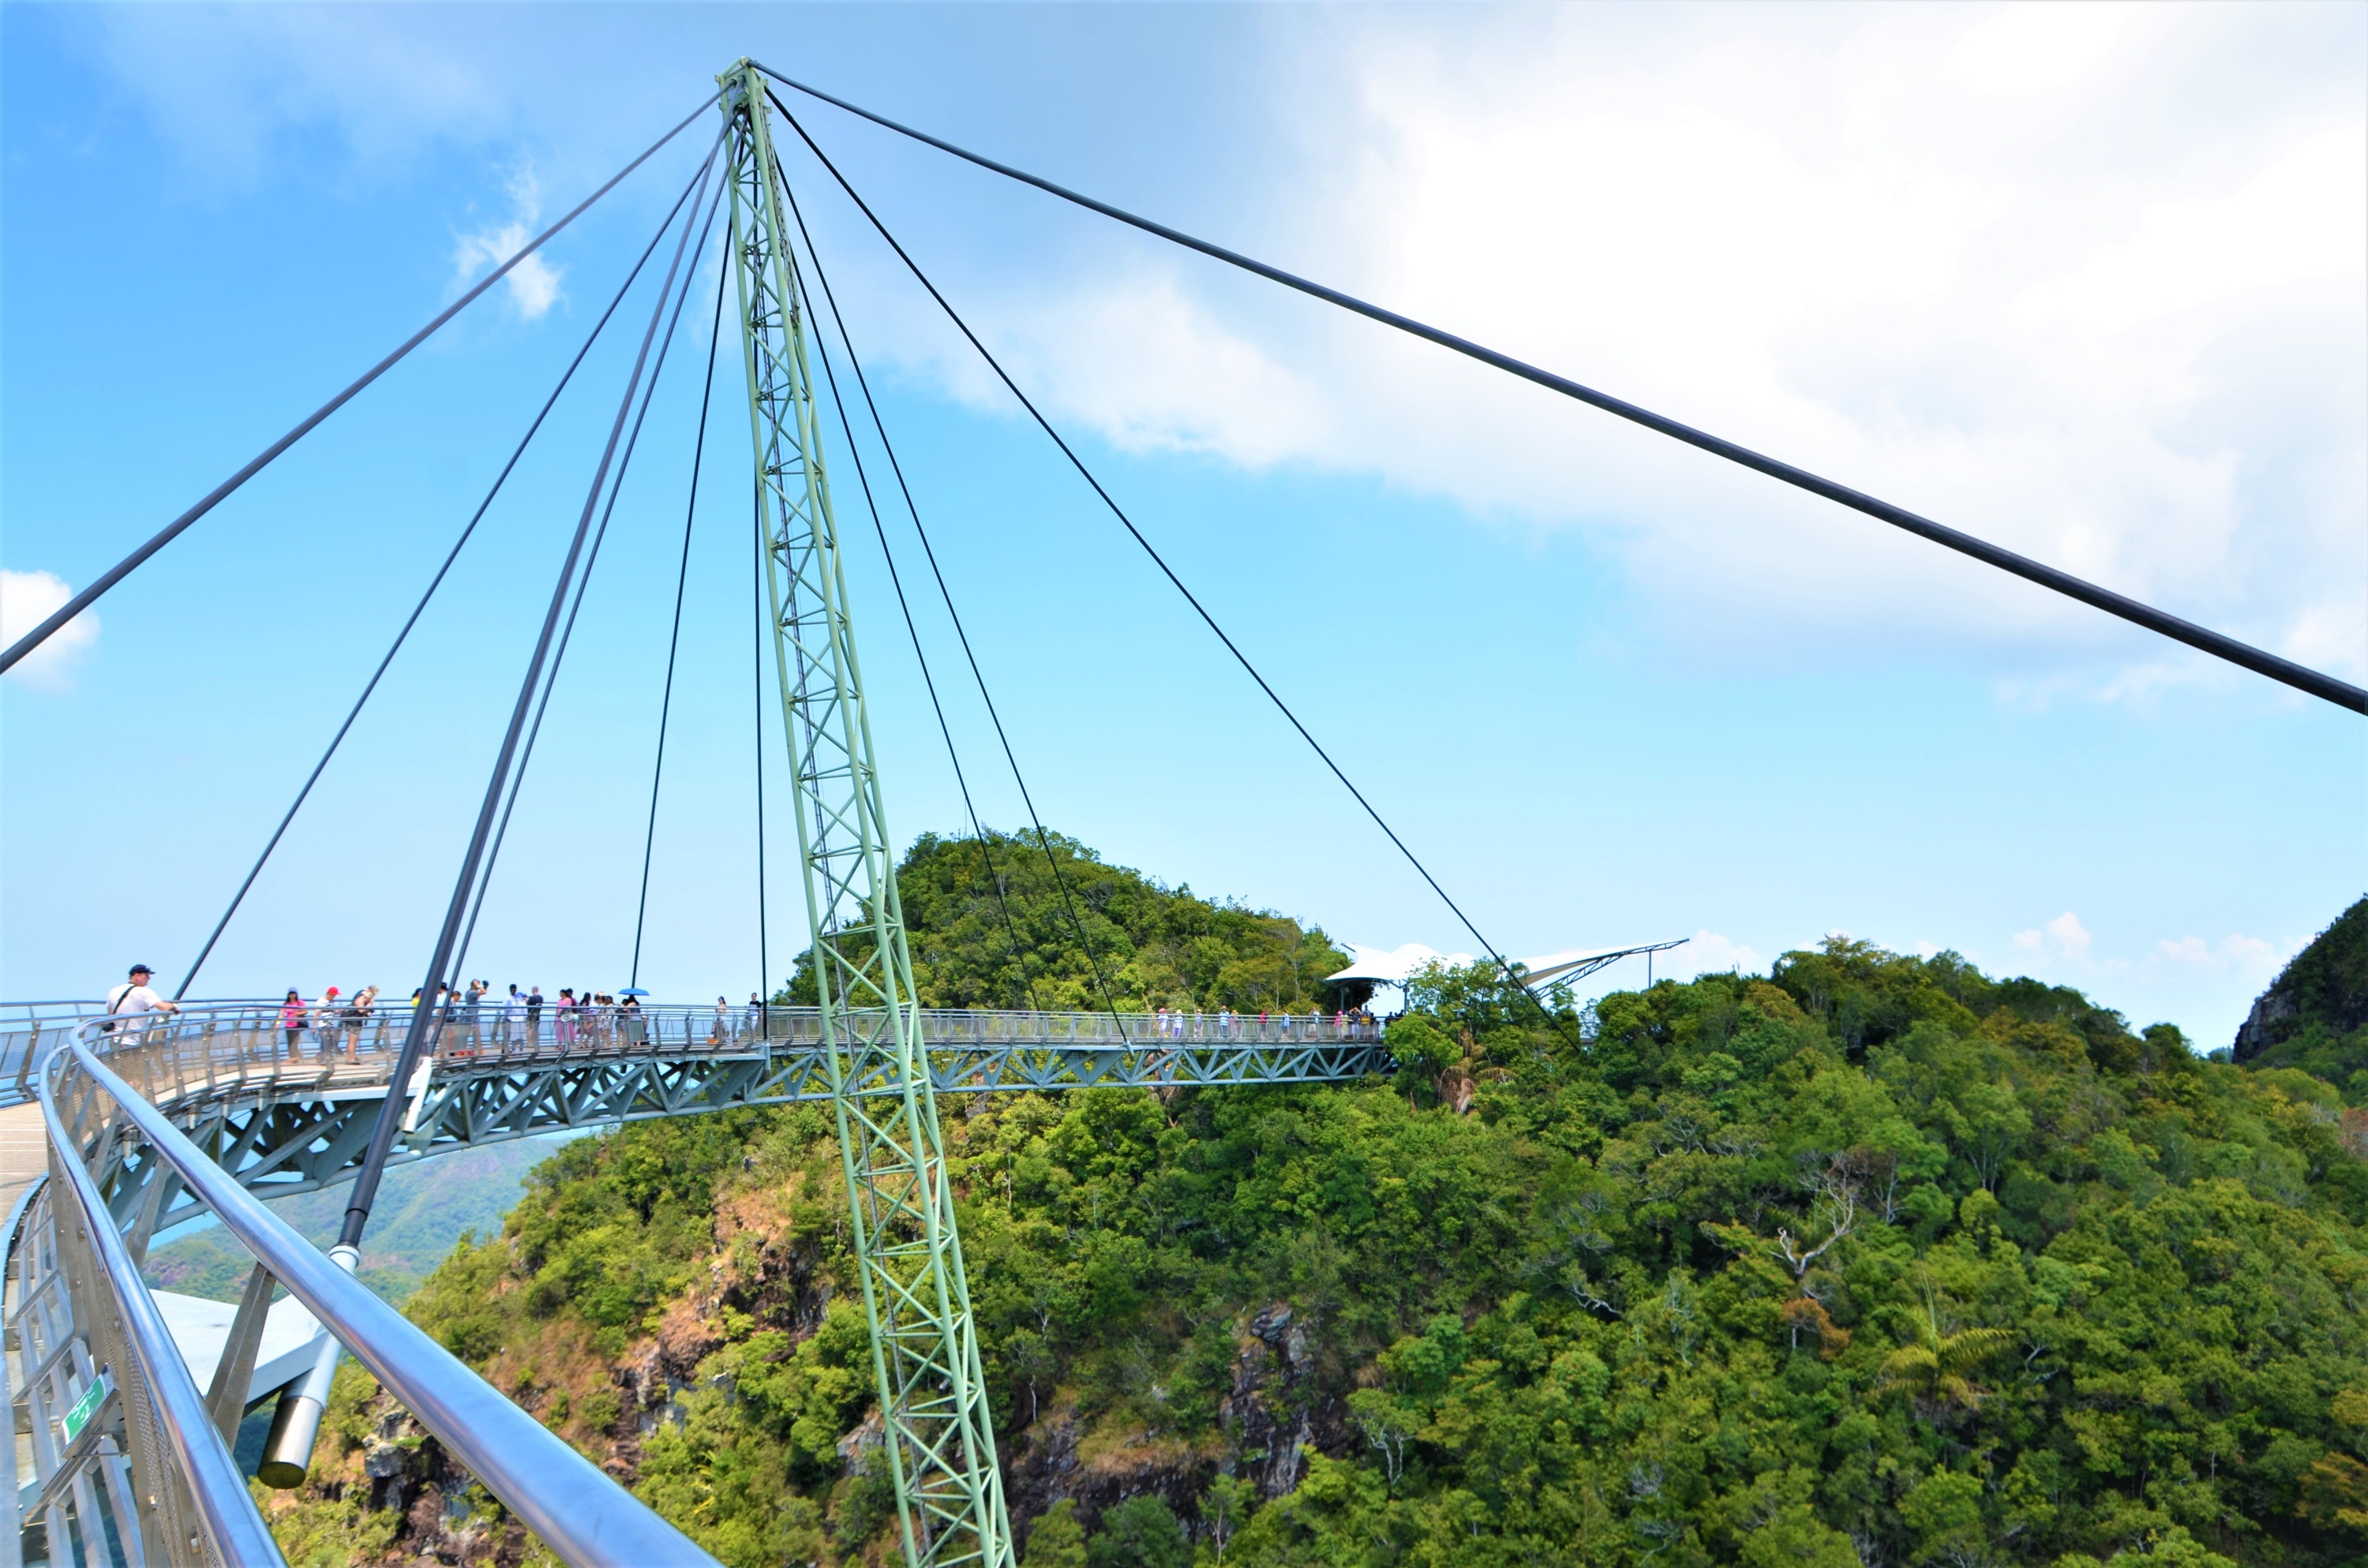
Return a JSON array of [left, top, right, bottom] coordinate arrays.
[[26, 1000, 1384, 1132], [61, 1032, 719, 1567], [0, 999, 276, 1110], [38, 1050, 286, 1566]]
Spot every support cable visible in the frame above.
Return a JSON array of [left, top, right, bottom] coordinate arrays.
[[340, 133, 725, 1252], [753, 476, 772, 1004], [455, 187, 730, 984], [0, 91, 721, 677], [175, 166, 707, 1000], [777, 159, 1122, 1022], [777, 198, 1047, 1014], [631, 256, 732, 990], [768, 98, 1525, 990], [753, 69, 2366, 718]]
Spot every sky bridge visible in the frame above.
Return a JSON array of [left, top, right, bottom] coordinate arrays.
[[1, 48, 2358, 1568], [3, 997, 1391, 1567], [53, 1001, 1389, 1211]]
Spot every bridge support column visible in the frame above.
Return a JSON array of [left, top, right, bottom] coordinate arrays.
[[718, 60, 1013, 1568]]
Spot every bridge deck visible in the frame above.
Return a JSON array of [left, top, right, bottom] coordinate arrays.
[[45, 1004, 1388, 1234]]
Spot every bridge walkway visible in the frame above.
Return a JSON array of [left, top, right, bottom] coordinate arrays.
[[3, 1001, 1390, 1566]]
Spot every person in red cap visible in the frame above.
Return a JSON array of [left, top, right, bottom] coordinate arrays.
[[313, 988, 343, 1058]]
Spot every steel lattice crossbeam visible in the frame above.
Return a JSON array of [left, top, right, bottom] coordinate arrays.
[[114, 1023, 1385, 1234]]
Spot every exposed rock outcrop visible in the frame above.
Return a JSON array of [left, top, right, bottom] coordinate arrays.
[[2233, 896, 2368, 1062]]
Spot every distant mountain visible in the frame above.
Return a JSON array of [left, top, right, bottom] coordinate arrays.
[[2233, 896, 2368, 1100], [144, 1136, 568, 1304]]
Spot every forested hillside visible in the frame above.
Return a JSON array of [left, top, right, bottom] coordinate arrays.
[[148, 1139, 557, 1304], [2231, 897, 2368, 1099], [261, 840, 2368, 1568]]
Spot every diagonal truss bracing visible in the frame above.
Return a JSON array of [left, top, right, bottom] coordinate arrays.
[[719, 61, 1014, 1568]]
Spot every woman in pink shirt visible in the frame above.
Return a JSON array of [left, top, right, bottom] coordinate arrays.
[[279, 990, 306, 1061]]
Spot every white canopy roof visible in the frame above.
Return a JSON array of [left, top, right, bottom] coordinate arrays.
[[1325, 937, 1688, 989]]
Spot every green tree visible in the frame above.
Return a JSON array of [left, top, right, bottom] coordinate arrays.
[[343, 860, 2368, 1568], [1022, 1499, 1087, 1568], [1087, 1495, 1189, 1568]]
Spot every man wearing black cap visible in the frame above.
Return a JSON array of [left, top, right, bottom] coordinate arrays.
[[103, 964, 177, 1030]]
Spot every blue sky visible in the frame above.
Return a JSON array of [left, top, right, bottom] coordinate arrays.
[[3, 3, 2362, 1050]]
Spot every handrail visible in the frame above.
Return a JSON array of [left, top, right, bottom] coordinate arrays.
[[60, 1032, 720, 1567], [38, 1050, 286, 1566], [28, 999, 1387, 1127]]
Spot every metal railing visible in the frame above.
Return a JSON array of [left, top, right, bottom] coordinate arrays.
[[0, 1000, 273, 1110], [4, 998, 1384, 1563], [34, 1048, 282, 1566], [61, 999, 1389, 1116], [29, 1029, 719, 1566]]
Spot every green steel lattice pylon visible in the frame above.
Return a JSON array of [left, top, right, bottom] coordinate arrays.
[[718, 62, 1015, 1568]]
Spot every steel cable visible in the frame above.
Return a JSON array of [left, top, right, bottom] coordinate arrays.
[[754, 477, 773, 1003], [766, 94, 1527, 990], [777, 156, 1126, 1024], [0, 91, 722, 676], [454, 181, 731, 988], [174, 163, 710, 1000], [341, 134, 726, 1251], [753, 66, 2365, 718], [631, 253, 732, 990], [777, 185, 1054, 1016]]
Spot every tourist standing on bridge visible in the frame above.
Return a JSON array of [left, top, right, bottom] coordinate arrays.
[[711, 996, 729, 1046], [103, 964, 175, 1035], [462, 980, 488, 1050], [341, 986, 377, 1060], [313, 987, 341, 1054], [279, 990, 306, 1061], [748, 992, 766, 1041], [554, 989, 576, 1048]]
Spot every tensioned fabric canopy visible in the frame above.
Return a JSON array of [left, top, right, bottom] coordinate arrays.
[[1325, 938, 1689, 990]]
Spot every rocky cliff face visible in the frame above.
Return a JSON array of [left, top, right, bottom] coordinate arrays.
[[277, 1273, 1366, 1565], [2233, 896, 2367, 1061], [995, 1296, 1358, 1549]]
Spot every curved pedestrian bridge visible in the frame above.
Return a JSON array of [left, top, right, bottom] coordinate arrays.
[[6, 1001, 1388, 1566], [99, 1001, 1387, 1214]]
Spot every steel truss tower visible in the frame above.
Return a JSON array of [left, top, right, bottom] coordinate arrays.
[[718, 62, 1015, 1568]]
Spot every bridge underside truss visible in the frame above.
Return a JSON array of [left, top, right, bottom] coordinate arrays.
[[105, 1034, 1388, 1237]]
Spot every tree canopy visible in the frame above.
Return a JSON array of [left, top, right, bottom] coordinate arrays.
[[266, 840, 2368, 1568], [2232, 896, 2368, 1102], [787, 829, 1351, 1016]]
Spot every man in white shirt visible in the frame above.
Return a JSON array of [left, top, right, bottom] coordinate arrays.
[[103, 964, 176, 1032], [500, 984, 525, 1046]]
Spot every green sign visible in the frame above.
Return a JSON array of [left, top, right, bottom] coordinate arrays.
[[61, 1372, 109, 1445]]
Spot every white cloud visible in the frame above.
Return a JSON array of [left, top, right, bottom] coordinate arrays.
[[2155, 932, 2283, 979], [77, 6, 508, 187], [1683, 930, 1763, 978], [451, 168, 564, 320], [2006, 915, 2293, 1003], [1952, 6, 2134, 97], [0, 570, 100, 691], [57, 5, 2366, 700], [888, 5, 2364, 696], [2011, 910, 2094, 967]]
